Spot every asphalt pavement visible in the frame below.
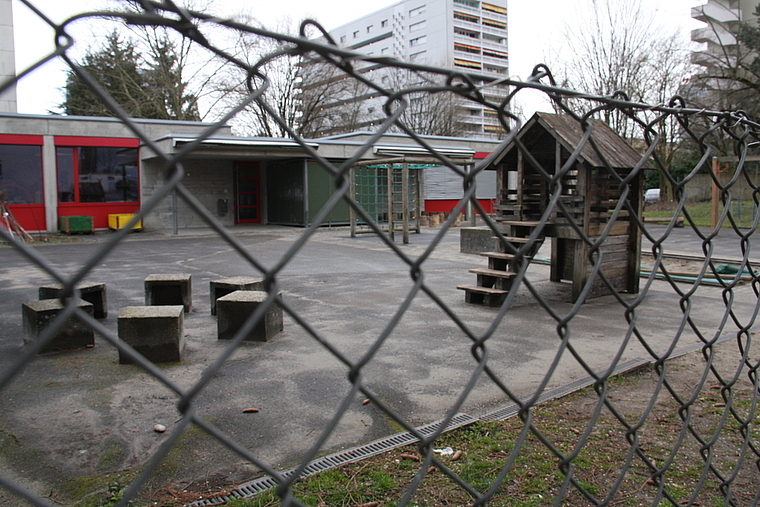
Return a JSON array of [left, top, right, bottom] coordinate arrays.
[[0, 222, 758, 503]]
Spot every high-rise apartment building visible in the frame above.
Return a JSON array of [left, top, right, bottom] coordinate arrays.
[[690, 0, 757, 109], [0, 0, 18, 113], [314, 0, 508, 139]]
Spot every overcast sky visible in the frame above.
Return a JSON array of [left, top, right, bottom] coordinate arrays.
[[10, 0, 704, 116]]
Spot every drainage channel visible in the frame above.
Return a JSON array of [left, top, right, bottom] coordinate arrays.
[[187, 338, 732, 506], [187, 413, 478, 506]]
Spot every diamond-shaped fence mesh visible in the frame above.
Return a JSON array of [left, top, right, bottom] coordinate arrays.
[[2, 1, 760, 506]]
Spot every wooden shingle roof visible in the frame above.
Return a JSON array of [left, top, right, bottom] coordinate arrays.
[[499, 112, 650, 169]]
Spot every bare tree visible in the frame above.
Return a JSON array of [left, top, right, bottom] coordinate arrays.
[[549, 0, 691, 139], [547, 0, 694, 202], [384, 67, 466, 137]]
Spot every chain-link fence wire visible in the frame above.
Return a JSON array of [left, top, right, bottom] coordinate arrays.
[[2, 0, 760, 505]]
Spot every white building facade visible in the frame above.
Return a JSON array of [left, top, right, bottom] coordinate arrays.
[[690, 0, 758, 108], [321, 0, 509, 138], [0, 0, 18, 113]]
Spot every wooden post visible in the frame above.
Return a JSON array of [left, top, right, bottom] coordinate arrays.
[[711, 157, 719, 229]]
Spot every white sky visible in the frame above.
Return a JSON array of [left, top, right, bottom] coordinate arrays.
[[10, 0, 704, 116]]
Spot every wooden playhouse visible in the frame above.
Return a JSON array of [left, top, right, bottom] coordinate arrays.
[[459, 112, 647, 306]]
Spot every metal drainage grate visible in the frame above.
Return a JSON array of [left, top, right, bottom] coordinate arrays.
[[186, 412, 478, 506]]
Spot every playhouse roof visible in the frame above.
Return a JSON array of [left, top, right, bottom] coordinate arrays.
[[499, 112, 650, 169]]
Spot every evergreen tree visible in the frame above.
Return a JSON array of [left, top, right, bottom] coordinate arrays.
[[61, 31, 200, 121]]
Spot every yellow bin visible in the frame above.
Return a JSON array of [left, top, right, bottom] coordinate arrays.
[[108, 214, 143, 231]]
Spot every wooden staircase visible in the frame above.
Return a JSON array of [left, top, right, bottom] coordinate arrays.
[[458, 221, 545, 307]]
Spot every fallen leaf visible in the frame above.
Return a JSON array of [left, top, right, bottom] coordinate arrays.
[[243, 408, 260, 413], [451, 450, 464, 461], [399, 454, 420, 461], [362, 399, 370, 405]]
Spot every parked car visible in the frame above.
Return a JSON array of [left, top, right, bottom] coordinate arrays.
[[644, 188, 660, 205]]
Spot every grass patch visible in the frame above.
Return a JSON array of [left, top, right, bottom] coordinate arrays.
[[644, 200, 760, 228], [206, 352, 760, 507]]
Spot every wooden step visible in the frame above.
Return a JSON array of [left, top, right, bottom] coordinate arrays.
[[457, 285, 509, 307], [499, 220, 542, 227], [457, 285, 508, 295], [468, 268, 517, 279], [480, 251, 517, 260]]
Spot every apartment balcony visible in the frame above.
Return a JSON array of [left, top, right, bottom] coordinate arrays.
[[691, 2, 741, 24], [691, 50, 738, 68], [691, 26, 737, 46]]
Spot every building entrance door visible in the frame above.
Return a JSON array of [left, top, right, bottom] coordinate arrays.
[[234, 162, 261, 224]]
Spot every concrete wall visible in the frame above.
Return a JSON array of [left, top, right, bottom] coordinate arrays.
[[0, 0, 17, 113], [142, 158, 236, 230], [681, 170, 760, 202]]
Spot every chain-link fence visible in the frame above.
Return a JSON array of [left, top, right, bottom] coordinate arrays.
[[2, 1, 760, 506]]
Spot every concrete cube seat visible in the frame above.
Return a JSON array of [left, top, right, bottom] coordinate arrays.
[[216, 290, 283, 342], [117, 305, 185, 364], [39, 282, 107, 319], [144, 274, 192, 313], [209, 276, 264, 315], [22, 299, 94, 353]]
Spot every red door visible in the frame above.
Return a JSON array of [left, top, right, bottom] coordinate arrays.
[[234, 162, 261, 224]]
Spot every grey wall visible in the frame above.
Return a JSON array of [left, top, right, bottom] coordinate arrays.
[[142, 158, 235, 230]]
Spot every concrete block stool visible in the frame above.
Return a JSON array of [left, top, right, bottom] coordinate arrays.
[[39, 282, 107, 319], [22, 299, 94, 353], [117, 306, 185, 364], [216, 291, 283, 342], [144, 274, 192, 313], [209, 276, 264, 315]]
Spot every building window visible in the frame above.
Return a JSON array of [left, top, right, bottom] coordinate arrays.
[[410, 5, 426, 17], [455, 27, 480, 38], [482, 33, 505, 44], [353, 30, 359, 38], [381, 19, 388, 27], [410, 20, 427, 32], [484, 64, 507, 74], [340, 35, 346, 43], [453, 0, 480, 8], [454, 11, 480, 23], [367, 24, 374, 33], [482, 2, 507, 15], [454, 58, 482, 69], [409, 35, 427, 47], [0, 140, 43, 204], [482, 18, 506, 29], [455, 43, 481, 54], [381, 47, 389, 54], [409, 50, 426, 60], [56, 144, 139, 203], [483, 48, 508, 59]]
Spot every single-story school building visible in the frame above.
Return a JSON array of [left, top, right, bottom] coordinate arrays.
[[0, 113, 500, 232]]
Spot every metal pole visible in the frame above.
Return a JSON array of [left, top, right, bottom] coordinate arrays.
[[172, 189, 178, 235], [711, 157, 719, 229], [402, 162, 409, 244], [350, 166, 356, 238], [387, 166, 394, 241]]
